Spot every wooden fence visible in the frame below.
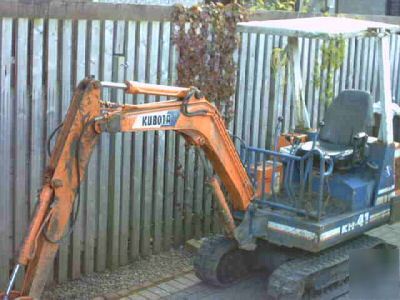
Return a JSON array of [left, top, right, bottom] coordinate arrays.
[[1, 2, 400, 290], [0, 17, 223, 289]]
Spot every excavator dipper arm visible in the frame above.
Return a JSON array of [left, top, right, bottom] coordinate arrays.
[[2, 78, 253, 299]]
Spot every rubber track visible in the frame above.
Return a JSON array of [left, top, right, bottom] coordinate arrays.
[[194, 235, 239, 286], [267, 235, 385, 300]]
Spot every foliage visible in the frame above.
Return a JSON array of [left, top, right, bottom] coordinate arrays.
[[271, 46, 288, 75], [251, 0, 311, 13], [313, 38, 346, 106], [172, 3, 248, 123]]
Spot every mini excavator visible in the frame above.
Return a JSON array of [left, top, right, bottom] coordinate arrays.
[[2, 17, 400, 300]]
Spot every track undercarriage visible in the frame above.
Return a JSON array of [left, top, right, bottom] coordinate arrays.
[[194, 234, 393, 299]]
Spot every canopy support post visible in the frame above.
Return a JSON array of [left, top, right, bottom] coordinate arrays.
[[377, 33, 394, 144]]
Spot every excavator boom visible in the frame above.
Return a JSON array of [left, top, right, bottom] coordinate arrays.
[[1, 78, 254, 299]]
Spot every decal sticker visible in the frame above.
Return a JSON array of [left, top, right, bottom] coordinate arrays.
[[321, 209, 390, 241], [320, 227, 341, 241], [268, 221, 317, 240], [341, 212, 370, 234], [133, 110, 179, 129]]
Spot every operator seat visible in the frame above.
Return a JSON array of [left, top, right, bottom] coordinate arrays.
[[300, 90, 373, 163]]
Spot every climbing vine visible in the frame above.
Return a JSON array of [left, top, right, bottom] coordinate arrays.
[[172, 3, 248, 123], [313, 38, 346, 106], [251, 0, 311, 13], [269, 38, 346, 108]]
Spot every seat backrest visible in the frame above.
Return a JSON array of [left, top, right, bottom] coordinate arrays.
[[319, 90, 373, 146]]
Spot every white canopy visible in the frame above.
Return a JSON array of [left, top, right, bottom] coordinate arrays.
[[237, 17, 400, 39]]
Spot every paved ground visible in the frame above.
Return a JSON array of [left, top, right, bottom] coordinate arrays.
[[121, 223, 400, 300]]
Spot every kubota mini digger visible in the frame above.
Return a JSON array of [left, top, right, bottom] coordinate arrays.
[[2, 17, 400, 300]]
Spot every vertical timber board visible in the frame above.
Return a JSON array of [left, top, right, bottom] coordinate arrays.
[[377, 36, 394, 144], [84, 19, 101, 275], [128, 21, 142, 260], [58, 19, 72, 283], [153, 21, 168, 254], [14, 18, 29, 288], [183, 146, 195, 241], [233, 33, 247, 148], [366, 38, 375, 93], [333, 39, 341, 98], [0, 17, 13, 289], [29, 19, 44, 222], [114, 20, 125, 55], [319, 39, 328, 123], [136, 21, 150, 255], [353, 37, 362, 90], [182, 20, 195, 242], [391, 36, 400, 101], [301, 38, 310, 127], [284, 38, 293, 131], [120, 20, 135, 265], [346, 38, 355, 89], [96, 20, 113, 271], [163, 22, 176, 250], [193, 152, 204, 239], [242, 33, 257, 144], [45, 19, 59, 283], [396, 35, 400, 102], [359, 38, 368, 91], [171, 31, 185, 246], [173, 134, 185, 246], [229, 46, 239, 133], [144, 21, 159, 254], [108, 55, 124, 269], [312, 39, 322, 127], [71, 19, 87, 280], [179, 23, 194, 241], [46, 19, 59, 165], [338, 39, 349, 97], [306, 39, 316, 127], [371, 38, 380, 100], [202, 166, 212, 236], [390, 34, 396, 81], [267, 36, 284, 147], [259, 35, 273, 148], [250, 34, 265, 146]]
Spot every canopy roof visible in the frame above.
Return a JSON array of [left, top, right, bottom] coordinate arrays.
[[237, 17, 400, 39]]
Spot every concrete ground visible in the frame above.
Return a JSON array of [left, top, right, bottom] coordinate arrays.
[[122, 223, 400, 300]]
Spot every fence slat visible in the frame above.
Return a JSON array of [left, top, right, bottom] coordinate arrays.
[[128, 20, 142, 260], [57, 19, 73, 283], [13, 18, 29, 289], [259, 35, 273, 148], [0, 17, 13, 290], [251, 34, 265, 147], [108, 55, 124, 269], [135, 21, 150, 255], [119, 20, 134, 265], [153, 21, 168, 254], [96, 19, 113, 272], [84, 19, 101, 275], [71, 19, 87, 280], [233, 33, 248, 147], [183, 147, 195, 241]]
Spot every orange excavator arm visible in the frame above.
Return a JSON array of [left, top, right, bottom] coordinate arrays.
[[1, 78, 254, 299]]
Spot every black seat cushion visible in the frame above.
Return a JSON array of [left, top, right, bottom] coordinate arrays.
[[319, 90, 373, 147]]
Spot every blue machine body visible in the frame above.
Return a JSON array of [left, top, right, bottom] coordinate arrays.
[[238, 140, 396, 252]]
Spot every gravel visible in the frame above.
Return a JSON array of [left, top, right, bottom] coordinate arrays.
[[42, 248, 193, 300]]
